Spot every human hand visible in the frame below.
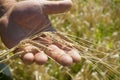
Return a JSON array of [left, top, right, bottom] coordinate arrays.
[[0, 0, 80, 66], [16, 32, 81, 66]]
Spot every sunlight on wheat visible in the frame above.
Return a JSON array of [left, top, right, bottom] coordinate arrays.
[[0, 31, 120, 80]]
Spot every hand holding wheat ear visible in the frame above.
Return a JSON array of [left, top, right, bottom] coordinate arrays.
[[0, 0, 80, 66]]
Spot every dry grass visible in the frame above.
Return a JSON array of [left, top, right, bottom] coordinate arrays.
[[0, 0, 120, 80]]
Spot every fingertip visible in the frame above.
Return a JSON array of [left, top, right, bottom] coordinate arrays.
[[58, 54, 73, 66], [22, 53, 34, 64], [48, 44, 73, 66], [67, 49, 81, 63], [34, 51, 48, 65]]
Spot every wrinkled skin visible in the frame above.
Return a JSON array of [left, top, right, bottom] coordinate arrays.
[[0, 0, 80, 66]]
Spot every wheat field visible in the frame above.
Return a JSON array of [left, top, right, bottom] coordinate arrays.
[[0, 0, 120, 80]]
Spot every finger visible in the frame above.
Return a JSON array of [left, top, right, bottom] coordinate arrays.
[[66, 49, 81, 62], [34, 51, 48, 65], [43, 0, 72, 14], [18, 43, 38, 64], [45, 44, 73, 66], [21, 43, 39, 54], [21, 52, 34, 64], [53, 42, 81, 62], [32, 34, 73, 66]]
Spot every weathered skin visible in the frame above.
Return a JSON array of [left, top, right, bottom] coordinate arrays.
[[0, 0, 72, 48], [0, 0, 80, 66]]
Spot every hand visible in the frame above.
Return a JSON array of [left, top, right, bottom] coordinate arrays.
[[0, 0, 80, 66], [16, 32, 81, 66]]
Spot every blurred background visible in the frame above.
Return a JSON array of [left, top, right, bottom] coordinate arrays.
[[0, 0, 120, 80]]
